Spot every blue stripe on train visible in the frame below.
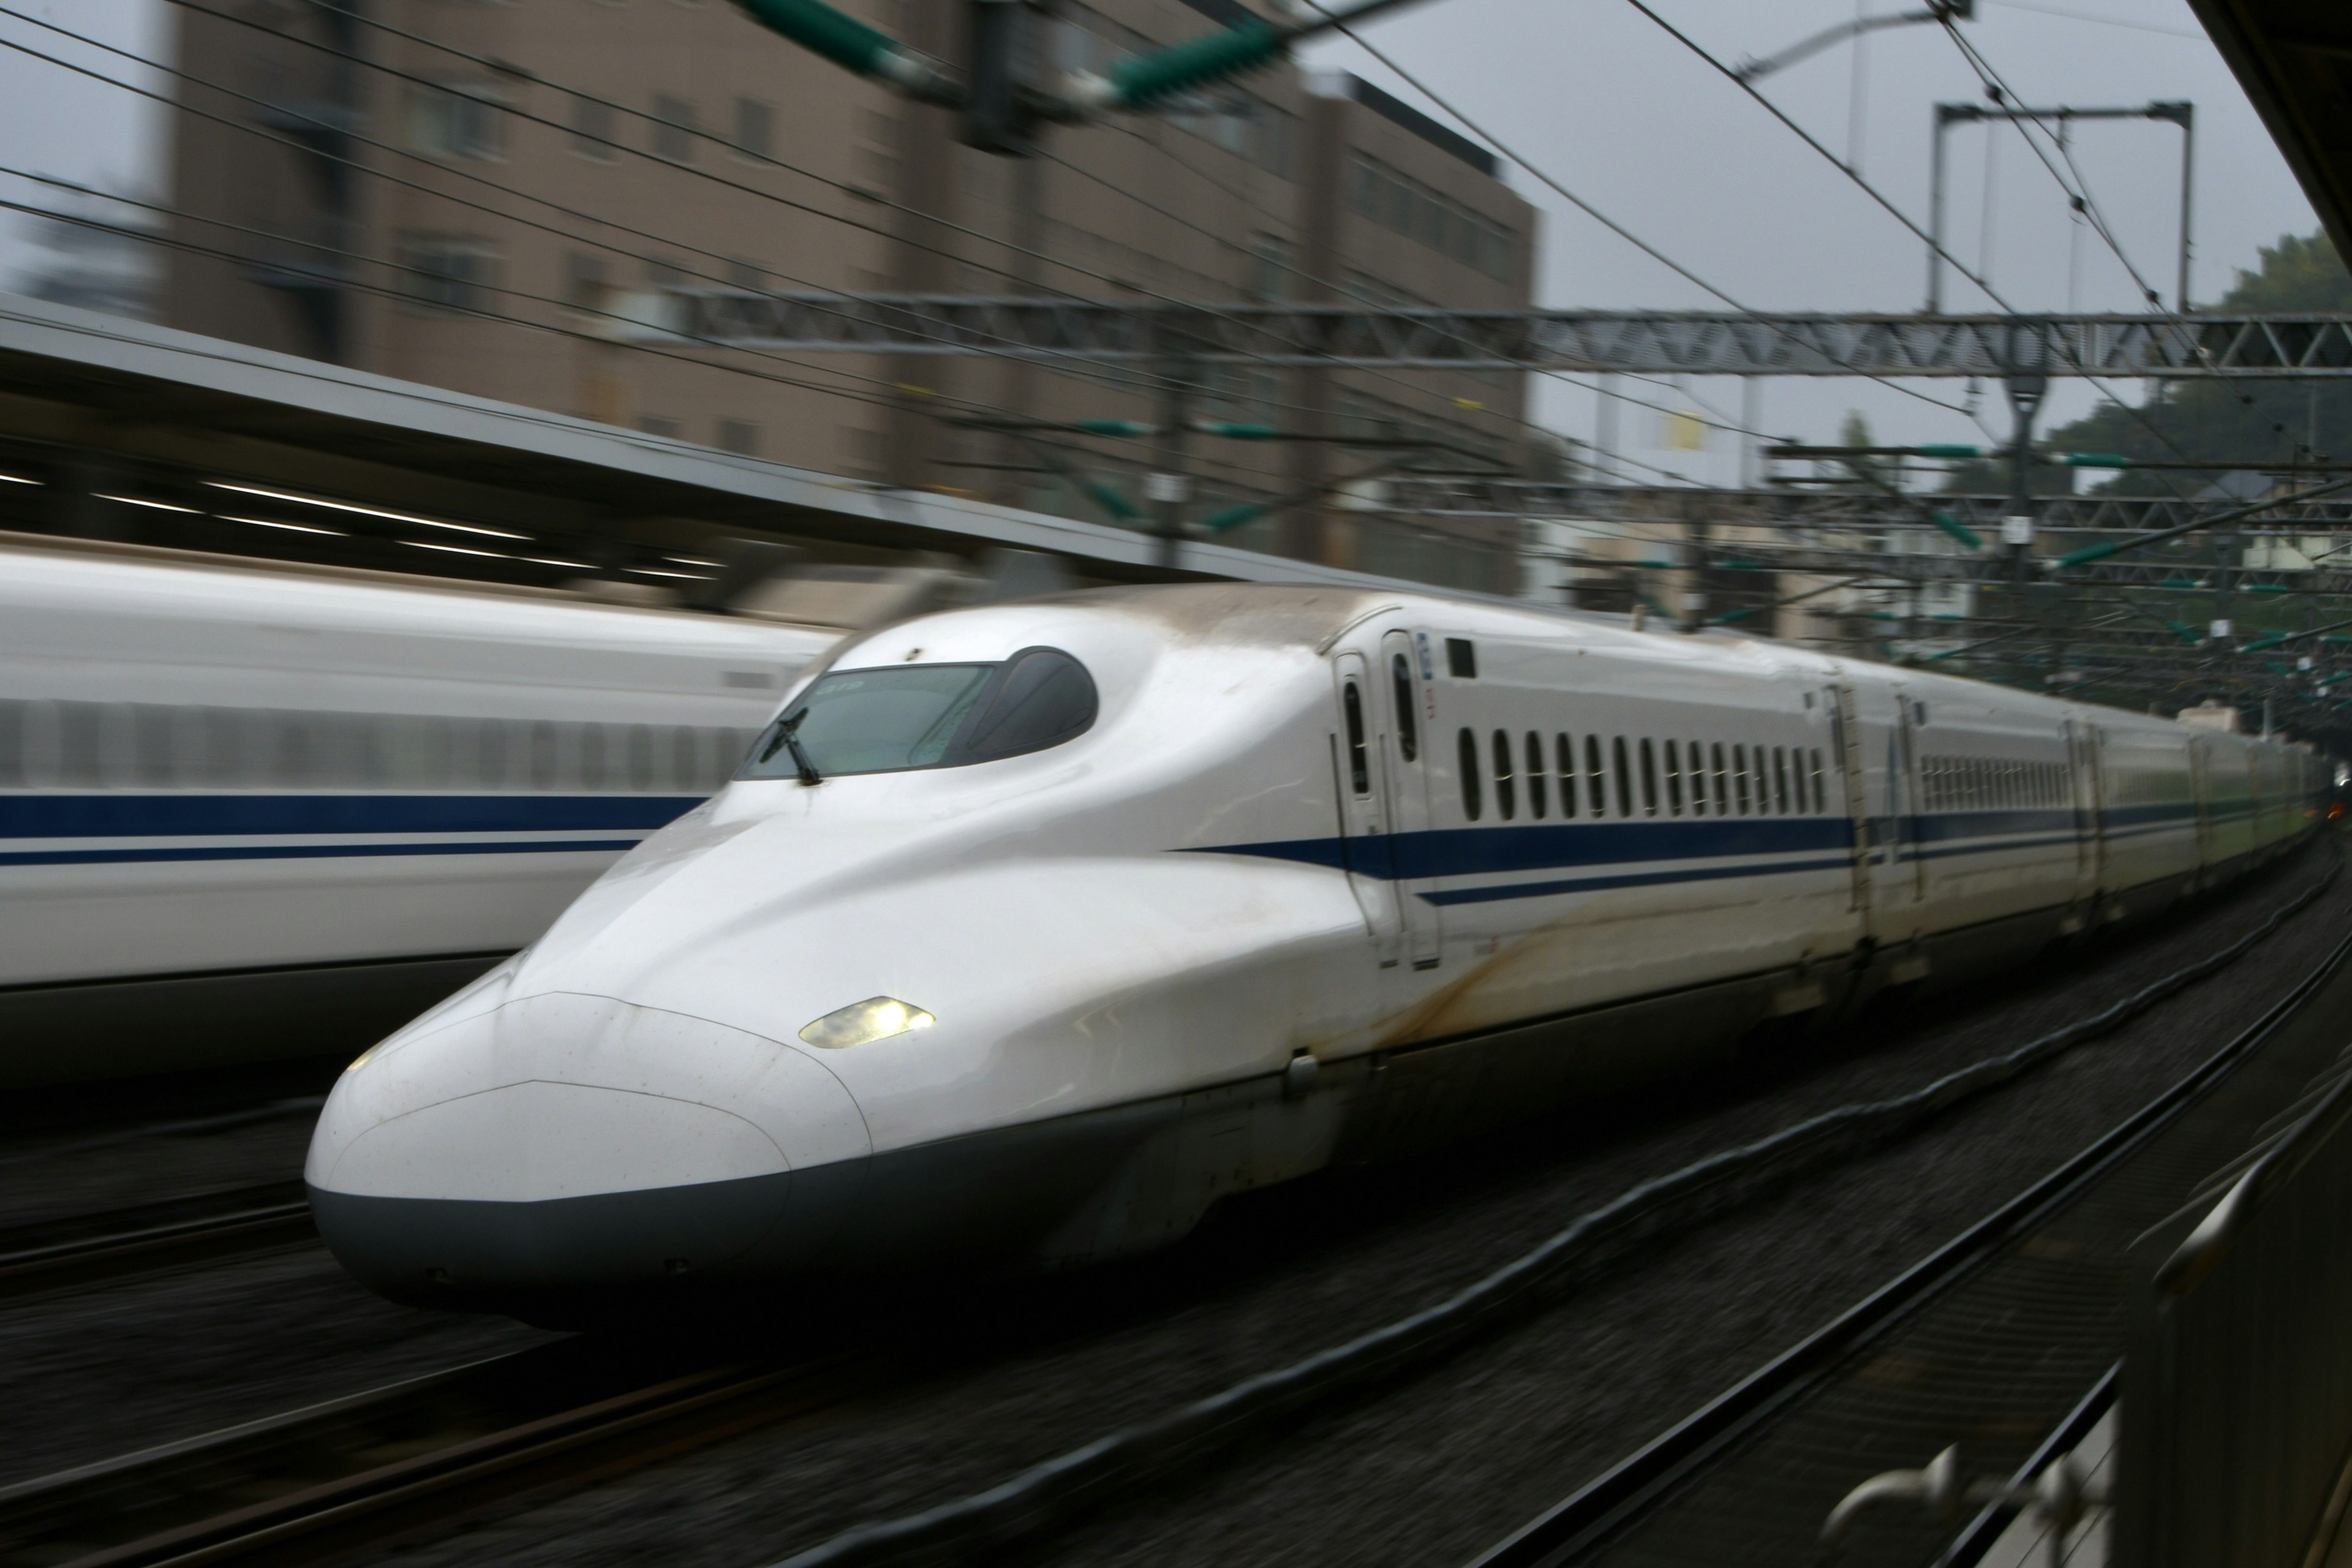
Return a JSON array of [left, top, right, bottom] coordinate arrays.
[[0, 839, 649, 867], [0, 793, 705, 837], [1198, 802, 2234, 893]]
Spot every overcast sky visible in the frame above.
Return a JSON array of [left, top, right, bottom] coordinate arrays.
[[0, 0, 2324, 475]]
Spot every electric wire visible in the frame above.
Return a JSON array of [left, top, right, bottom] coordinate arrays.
[[0, 9, 1262, 423], [8, 5, 1476, 535], [146, 0, 1411, 424], [1039, 135, 1778, 483], [1294, 0, 1992, 433], [1621, 0, 2017, 314]]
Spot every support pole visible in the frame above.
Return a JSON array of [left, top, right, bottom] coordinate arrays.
[[1928, 104, 1957, 313], [1151, 353, 1193, 570], [2173, 102, 2195, 311], [2002, 353, 2048, 590]]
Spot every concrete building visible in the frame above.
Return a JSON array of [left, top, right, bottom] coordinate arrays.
[[159, 0, 1538, 590]]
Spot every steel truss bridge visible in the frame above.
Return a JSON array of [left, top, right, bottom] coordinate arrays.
[[619, 291, 2352, 377]]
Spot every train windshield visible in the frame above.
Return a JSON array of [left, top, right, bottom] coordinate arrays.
[[739, 647, 1097, 780]]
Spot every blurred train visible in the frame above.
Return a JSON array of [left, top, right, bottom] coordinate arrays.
[[303, 584, 2329, 1316], [0, 530, 836, 1087]]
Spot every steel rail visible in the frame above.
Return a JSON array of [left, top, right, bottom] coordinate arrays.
[[1469, 861, 2351, 1568], [763, 849, 2339, 1568], [0, 1337, 878, 1568], [0, 1183, 314, 1301]]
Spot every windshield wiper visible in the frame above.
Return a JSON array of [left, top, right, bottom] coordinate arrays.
[[763, 707, 822, 786]]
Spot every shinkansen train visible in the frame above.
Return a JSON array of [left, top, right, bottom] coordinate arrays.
[[304, 584, 2326, 1317], [0, 532, 835, 1086]]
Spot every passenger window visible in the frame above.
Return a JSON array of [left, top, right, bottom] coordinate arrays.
[[1639, 738, 1658, 816], [1526, 731, 1547, 818], [1773, 747, 1790, 815], [1612, 735, 1633, 818], [1665, 740, 1683, 815], [1713, 741, 1728, 810], [1812, 748, 1826, 813], [1734, 744, 1751, 815], [1587, 734, 1605, 813], [1557, 734, 1576, 816], [1390, 654, 1419, 763], [1492, 729, 1516, 820], [1689, 740, 1707, 815], [1343, 681, 1370, 796], [1458, 727, 1482, 821]]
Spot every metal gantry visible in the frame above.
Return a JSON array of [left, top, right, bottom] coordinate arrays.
[[612, 292, 2352, 376]]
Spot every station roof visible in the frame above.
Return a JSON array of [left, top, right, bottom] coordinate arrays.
[[0, 293, 1404, 594], [2190, 1, 2352, 263]]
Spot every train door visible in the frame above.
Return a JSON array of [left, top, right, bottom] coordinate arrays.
[[2188, 739, 2214, 875], [1332, 652, 1403, 965], [1379, 630, 1442, 970], [1844, 679, 1920, 938], [1828, 683, 1872, 922], [1894, 687, 1927, 900], [2063, 719, 2103, 894]]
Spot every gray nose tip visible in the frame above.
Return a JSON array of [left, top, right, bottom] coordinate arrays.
[[310, 1169, 797, 1298]]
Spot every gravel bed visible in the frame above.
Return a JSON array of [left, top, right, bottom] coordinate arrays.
[[0, 1245, 556, 1488], [345, 842, 2348, 1568], [0, 1056, 343, 1232]]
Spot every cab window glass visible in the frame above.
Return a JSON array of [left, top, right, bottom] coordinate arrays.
[[739, 647, 1096, 779]]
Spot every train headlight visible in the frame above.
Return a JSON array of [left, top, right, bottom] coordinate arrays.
[[799, 997, 936, 1050]]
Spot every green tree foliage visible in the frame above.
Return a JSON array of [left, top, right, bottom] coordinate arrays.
[[1943, 230, 2352, 496]]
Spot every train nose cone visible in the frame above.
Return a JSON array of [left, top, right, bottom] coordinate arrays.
[[306, 992, 871, 1305]]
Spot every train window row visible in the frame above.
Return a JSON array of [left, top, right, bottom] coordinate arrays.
[[0, 699, 754, 794], [1455, 728, 1830, 824], [1921, 756, 2069, 813]]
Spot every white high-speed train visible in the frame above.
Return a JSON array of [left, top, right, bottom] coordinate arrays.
[[304, 584, 2324, 1315], [0, 532, 834, 1087]]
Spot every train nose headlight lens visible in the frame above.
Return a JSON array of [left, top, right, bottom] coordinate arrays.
[[799, 997, 935, 1050]]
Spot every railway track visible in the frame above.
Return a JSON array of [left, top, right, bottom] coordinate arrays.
[[0, 1182, 315, 1302], [15, 865, 2338, 1568], [756, 860, 2346, 1568], [0, 1335, 880, 1568], [1471, 911, 2352, 1566]]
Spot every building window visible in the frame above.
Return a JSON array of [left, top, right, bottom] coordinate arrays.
[[409, 81, 506, 161], [734, 96, 773, 160], [1248, 234, 1287, 301], [395, 235, 497, 313], [1346, 151, 1517, 282], [565, 251, 607, 311], [717, 419, 758, 455], [571, 95, 617, 160], [639, 415, 681, 439], [651, 94, 698, 162]]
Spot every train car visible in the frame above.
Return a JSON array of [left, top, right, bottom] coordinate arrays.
[[303, 584, 2326, 1316], [0, 532, 835, 1086]]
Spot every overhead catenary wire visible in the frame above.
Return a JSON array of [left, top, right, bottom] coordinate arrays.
[[1029, 141, 1747, 489], [1292, 0, 1992, 435], [2, 9, 1286, 425], [1620, 0, 2016, 314], [140, 0, 1399, 426]]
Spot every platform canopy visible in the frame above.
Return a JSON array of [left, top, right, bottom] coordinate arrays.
[[2190, 1, 2352, 267]]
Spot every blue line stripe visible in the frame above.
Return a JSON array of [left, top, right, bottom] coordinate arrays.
[[0, 794, 704, 838], [0, 839, 646, 867], [1423, 856, 1856, 905]]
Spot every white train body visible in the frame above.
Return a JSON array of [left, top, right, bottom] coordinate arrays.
[[304, 586, 2324, 1313], [0, 534, 833, 1084]]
